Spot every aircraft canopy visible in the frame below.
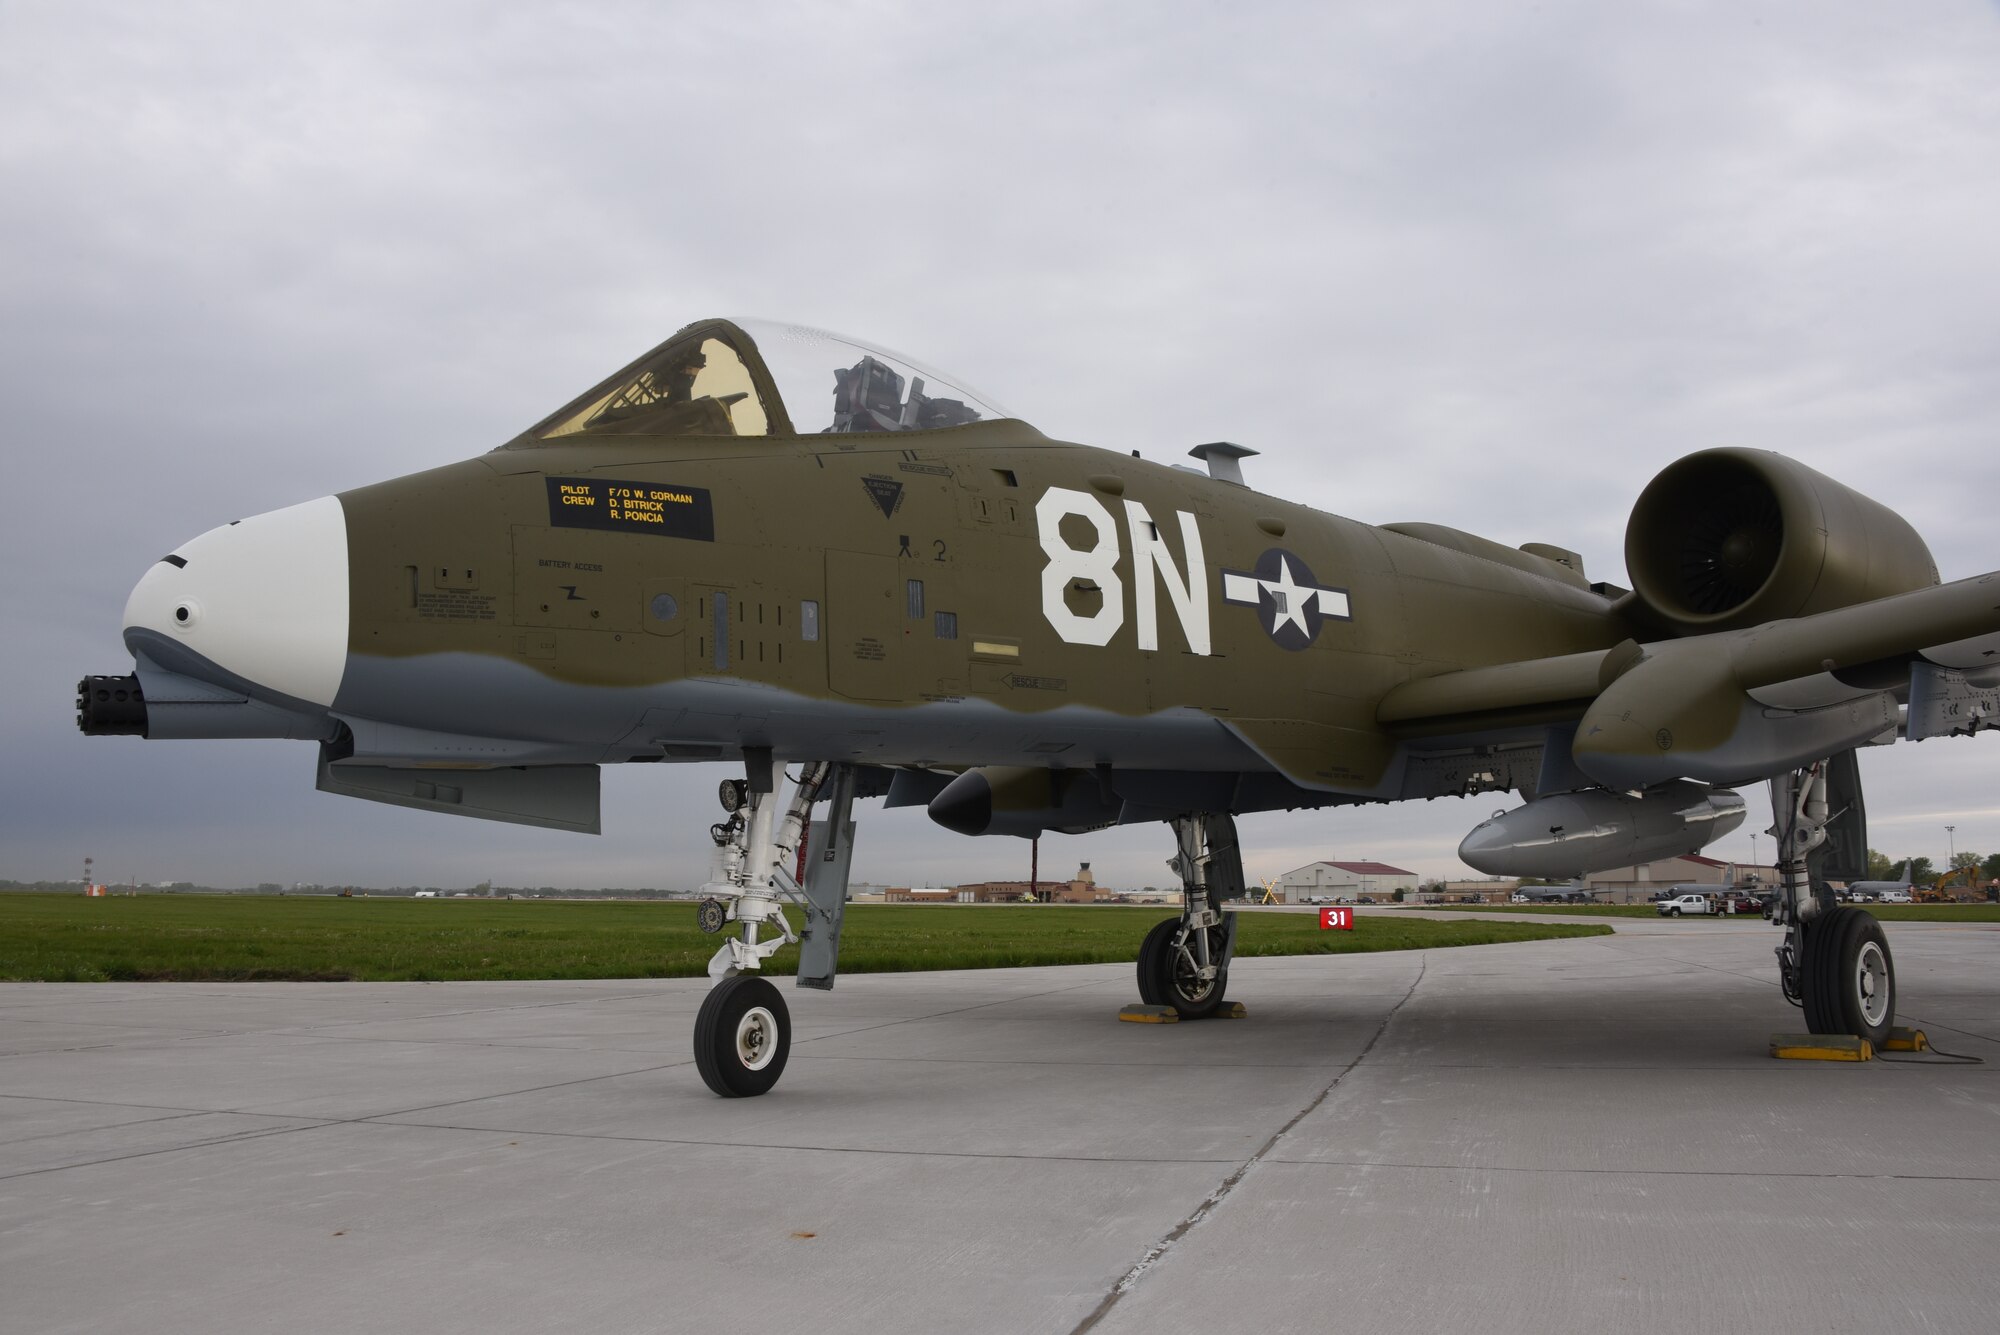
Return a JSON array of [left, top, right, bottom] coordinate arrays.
[[527, 318, 1013, 441]]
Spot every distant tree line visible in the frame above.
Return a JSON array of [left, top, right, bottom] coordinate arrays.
[[0, 879, 681, 897], [1862, 849, 2000, 884]]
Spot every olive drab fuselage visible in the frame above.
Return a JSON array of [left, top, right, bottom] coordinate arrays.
[[89, 314, 1995, 838], [337, 421, 1622, 795]]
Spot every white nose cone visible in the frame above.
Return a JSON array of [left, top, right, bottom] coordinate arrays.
[[123, 495, 350, 708]]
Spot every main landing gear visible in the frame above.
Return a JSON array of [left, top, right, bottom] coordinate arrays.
[[690, 756, 860, 1097], [1769, 760, 1896, 1045], [1136, 813, 1244, 1019]]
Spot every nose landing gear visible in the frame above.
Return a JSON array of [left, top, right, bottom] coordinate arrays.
[[689, 759, 860, 1097]]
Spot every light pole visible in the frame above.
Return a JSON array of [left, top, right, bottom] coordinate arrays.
[[1749, 831, 1760, 882], [1946, 825, 1956, 870]]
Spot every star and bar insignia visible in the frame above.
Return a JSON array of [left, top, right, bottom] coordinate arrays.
[[1220, 549, 1351, 651]]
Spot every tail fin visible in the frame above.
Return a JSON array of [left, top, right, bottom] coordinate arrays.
[[1896, 860, 1912, 887]]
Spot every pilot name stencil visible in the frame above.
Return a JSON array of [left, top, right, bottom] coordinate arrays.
[[545, 477, 714, 541]]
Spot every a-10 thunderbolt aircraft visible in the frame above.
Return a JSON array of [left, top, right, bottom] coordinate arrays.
[[78, 318, 2000, 1096]]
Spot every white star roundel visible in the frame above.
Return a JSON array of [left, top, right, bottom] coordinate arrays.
[[1220, 549, 1351, 651]]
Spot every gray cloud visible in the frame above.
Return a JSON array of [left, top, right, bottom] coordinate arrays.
[[7, 1, 1999, 890]]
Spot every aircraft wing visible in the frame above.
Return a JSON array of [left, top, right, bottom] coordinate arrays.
[[1379, 571, 2000, 789]]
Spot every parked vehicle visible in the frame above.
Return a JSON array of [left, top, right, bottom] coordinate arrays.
[[1878, 889, 1913, 904], [1656, 893, 1715, 917]]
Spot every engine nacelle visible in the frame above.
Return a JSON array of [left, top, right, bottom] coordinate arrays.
[[1570, 637, 1900, 790], [1625, 448, 1936, 635], [1458, 782, 1746, 880]]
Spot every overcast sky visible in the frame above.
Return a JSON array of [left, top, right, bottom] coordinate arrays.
[[6, 1, 2000, 891]]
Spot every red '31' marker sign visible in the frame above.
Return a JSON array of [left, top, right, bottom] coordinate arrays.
[[1320, 906, 1354, 931]]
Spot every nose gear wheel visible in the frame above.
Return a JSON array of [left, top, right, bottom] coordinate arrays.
[[694, 975, 791, 1097]]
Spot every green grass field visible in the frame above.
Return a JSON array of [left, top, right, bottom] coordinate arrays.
[[0, 895, 1610, 983], [1425, 902, 2000, 922]]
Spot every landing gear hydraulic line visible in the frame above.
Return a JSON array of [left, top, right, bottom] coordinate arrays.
[[1768, 759, 1896, 1044], [690, 758, 859, 1097], [1135, 812, 1243, 1019]]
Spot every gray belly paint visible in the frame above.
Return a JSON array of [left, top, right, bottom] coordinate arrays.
[[332, 652, 1276, 774]]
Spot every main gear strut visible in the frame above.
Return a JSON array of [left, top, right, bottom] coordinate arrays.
[[1767, 759, 1896, 1044], [1136, 812, 1244, 1018]]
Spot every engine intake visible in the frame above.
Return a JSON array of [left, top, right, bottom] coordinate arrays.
[[1625, 448, 1936, 635]]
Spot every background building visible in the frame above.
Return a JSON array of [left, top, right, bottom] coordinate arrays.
[[949, 863, 1112, 903], [879, 864, 1114, 905], [882, 887, 960, 903], [1417, 858, 1783, 905], [1429, 879, 1519, 903], [1274, 860, 1417, 902], [1580, 854, 1774, 903]]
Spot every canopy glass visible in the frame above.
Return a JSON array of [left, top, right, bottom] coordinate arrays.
[[528, 318, 1012, 440]]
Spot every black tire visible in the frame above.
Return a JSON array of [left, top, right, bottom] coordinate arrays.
[[1799, 907, 1847, 1034], [1800, 908, 1895, 1044], [693, 975, 790, 1097], [1140, 918, 1229, 1019], [1669, 907, 1681, 917], [1136, 919, 1174, 1006]]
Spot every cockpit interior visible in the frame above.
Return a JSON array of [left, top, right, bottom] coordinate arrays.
[[520, 318, 1011, 442]]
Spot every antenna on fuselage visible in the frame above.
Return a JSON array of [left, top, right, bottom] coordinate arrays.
[[1189, 441, 1258, 486]]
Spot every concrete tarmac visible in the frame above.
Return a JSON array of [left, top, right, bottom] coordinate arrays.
[[3, 918, 1996, 1334]]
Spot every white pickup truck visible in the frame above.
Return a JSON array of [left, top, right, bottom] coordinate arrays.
[[1656, 893, 1716, 917]]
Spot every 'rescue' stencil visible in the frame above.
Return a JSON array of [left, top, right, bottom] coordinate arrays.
[[545, 477, 714, 541]]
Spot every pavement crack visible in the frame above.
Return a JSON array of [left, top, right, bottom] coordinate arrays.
[[355, 1059, 695, 1121], [349, 979, 1122, 1119], [1264, 1156, 2000, 1184], [1067, 955, 1429, 1335], [0, 1119, 336, 1182], [0, 1107, 216, 1151], [350, 1119, 1243, 1165], [789, 977, 1116, 1046]]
